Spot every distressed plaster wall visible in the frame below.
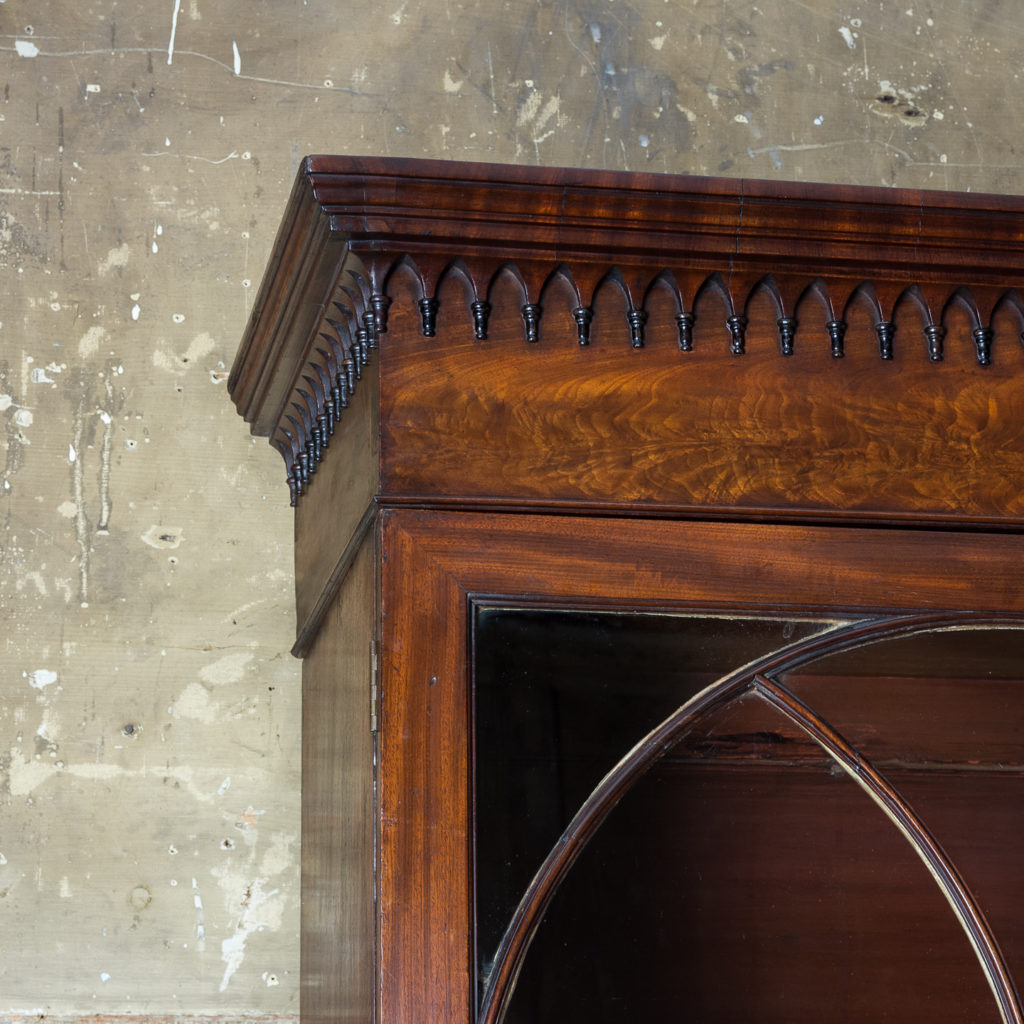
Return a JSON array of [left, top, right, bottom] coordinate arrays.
[[1, 0, 1022, 1017]]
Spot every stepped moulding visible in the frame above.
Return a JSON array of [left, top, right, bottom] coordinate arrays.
[[230, 157, 1024, 509]]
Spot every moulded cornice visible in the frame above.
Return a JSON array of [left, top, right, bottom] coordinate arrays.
[[229, 156, 1024, 508]]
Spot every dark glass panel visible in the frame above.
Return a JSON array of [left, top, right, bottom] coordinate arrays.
[[501, 694, 999, 1024], [473, 609, 834, 992], [781, 626, 1024, 992]]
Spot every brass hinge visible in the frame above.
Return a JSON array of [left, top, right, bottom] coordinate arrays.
[[369, 638, 379, 734]]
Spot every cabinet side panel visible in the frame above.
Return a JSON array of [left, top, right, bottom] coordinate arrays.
[[295, 358, 380, 640], [301, 532, 377, 1024]]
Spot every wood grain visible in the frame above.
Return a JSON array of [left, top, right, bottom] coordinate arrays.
[[229, 157, 1024, 524], [300, 534, 376, 1024]]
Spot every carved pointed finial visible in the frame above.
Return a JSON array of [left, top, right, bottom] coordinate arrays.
[[362, 311, 378, 349], [626, 309, 648, 349], [973, 326, 993, 366], [521, 303, 542, 343], [370, 293, 391, 334], [471, 300, 492, 340], [924, 324, 945, 362], [726, 314, 748, 355], [572, 306, 593, 346], [777, 317, 797, 356], [826, 319, 846, 358], [356, 325, 370, 369], [419, 297, 440, 337], [875, 320, 895, 360], [675, 311, 695, 351]]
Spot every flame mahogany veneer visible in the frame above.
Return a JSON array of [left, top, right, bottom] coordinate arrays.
[[230, 158, 1024, 1024]]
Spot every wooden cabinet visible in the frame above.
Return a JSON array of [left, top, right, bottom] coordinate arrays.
[[230, 157, 1024, 1024]]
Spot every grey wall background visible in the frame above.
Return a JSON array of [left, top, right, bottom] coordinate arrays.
[[1, 0, 1020, 1016]]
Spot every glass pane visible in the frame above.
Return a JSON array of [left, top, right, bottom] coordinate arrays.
[[781, 625, 1024, 990], [501, 694, 999, 1024], [473, 609, 837, 996]]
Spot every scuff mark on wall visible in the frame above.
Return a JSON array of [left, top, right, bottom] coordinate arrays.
[[96, 375, 115, 534], [97, 242, 130, 275], [1, 360, 25, 494], [192, 876, 207, 951], [70, 384, 90, 605], [199, 650, 254, 686]]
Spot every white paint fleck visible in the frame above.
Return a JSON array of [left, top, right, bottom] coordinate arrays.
[[131, 303, 141, 320], [68, 444, 77, 463], [86, 84, 101, 94], [217, 876, 283, 992], [443, 69, 463, 93], [0, 853, 6, 866], [60, 876, 72, 898], [15, 40, 40, 58], [390, 1, 408, 25], [649, 34, 668, 50], [0, 394, 12, 411], [933, 109, 944, 120], [232, 40, 241, 76], [57, 500, 77, 518], [192, 877, 206, 951], [838, 25, 856, 49], [14, 409, 33, 428], [813, 115, 824, 125], [733, 113, 749, 124], [172, 313, 186, 324], [30, 366, 55, 383], [100, 973, 111, 983], [218, 776, 232, 796], [28, 670, 58, 691], [167, 0, 182, 64], [263, 972, 280, 987]]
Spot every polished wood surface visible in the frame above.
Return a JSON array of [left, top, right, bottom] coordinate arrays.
[[380, 510, 1024, 1024], [230, 156, 1024, 525], [379, 273, 1024, 523], [300, 534, 376, 1024], [228, 158, 1024, 1024]]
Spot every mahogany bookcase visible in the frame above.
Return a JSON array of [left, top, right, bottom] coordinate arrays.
[[230, 157, 1024, 1024]]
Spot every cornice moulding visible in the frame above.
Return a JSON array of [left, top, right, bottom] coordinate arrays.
[[230, 156, 1024, 516]]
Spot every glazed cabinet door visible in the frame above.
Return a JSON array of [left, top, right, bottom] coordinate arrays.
[[378, 510, 1024, 1024]]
